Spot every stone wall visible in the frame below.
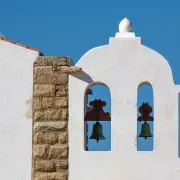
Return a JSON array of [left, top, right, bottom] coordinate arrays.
[[32, 56, 70, 180]]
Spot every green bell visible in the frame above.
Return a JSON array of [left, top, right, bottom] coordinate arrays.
[[90, 121, 105, 142], [139, 121, 153, 140]]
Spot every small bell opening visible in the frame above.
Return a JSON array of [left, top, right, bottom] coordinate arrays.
[[137, 83, 154, 151], [84, 83, 111, 151]]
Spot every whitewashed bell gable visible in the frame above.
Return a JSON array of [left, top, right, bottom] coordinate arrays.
[[69, 18, 180, 180]]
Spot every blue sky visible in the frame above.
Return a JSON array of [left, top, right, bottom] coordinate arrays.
[[1, 0, 180, 84], [1, 0, 180, 151]]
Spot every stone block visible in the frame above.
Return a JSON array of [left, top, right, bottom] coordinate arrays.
[[34, 132, 58, 145], [59, 132, 68, 144], [33, 145, 48, 158], [33, 97, 42, 110], [34, 66, 68, 85], [41, 97, 54, 109], [41, 97, 68, 109], [34, 172, 68, 180], [55, 160, 68, 171], [56, 66, 82, 73], [54, 97, 68, 108], [34, 160, 56, 172], [55, 84, 68, 97], [33, 108, 62, 121], [48, 145, 68, 159], [34, 122, 67, 132], [34, 56, 70, 67], [61, 108, 68, 119], [34, 85, 55, 97]]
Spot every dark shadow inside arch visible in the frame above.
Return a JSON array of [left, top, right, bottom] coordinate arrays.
[[137, 82, 154, 151], [84, 83, 111, 151]]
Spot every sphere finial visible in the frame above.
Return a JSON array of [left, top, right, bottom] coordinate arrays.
[[119, 17, 132, 33]]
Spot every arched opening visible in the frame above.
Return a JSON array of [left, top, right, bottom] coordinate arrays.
[[137, 82, 154, 151], [84, 83, 111, 151]]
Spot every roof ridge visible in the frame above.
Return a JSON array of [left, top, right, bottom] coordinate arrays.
[[0, 36, 40, 52]]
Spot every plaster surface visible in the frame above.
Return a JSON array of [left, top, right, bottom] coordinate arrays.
[[0, 40, 39, 180], [69, 20, 180, 180]]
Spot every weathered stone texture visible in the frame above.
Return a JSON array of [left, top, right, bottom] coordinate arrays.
[[33, 97, 42, 110], [34, 132, 58, 145], [55, 84, 68, 97], [41, 97, 54, 108], [33, 172, 68, 180], [33, 109, 68, 122], [34, 66, 68, 85], [34, 85, 55, 97], [61, 108, 68, 119], [41, 97, 68, 109], [34, 108, 62, 121], [54, 97, 68, 107], [55, 160, 68, 171], [48, 145, 68, 159], [32, 56, 69, 180], [34, 56, 70, 67], [34, 160, 56, 172], [59, 132, 68, 144], [33, 145, 48, 159], [56, 66, 82, 73], [34, 122, 67, 132]]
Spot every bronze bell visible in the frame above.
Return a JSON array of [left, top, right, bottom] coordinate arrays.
[[89, 121, 105, 142], [138, 121, 153, 140]]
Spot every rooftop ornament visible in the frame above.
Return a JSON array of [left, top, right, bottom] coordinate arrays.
[[115, 17, 135, 37]]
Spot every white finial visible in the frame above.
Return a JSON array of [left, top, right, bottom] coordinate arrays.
[[115, 17, 135, 37], [119, 17, 132, 32]]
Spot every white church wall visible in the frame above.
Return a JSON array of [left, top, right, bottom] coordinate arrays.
[[0, 39, 39, 180]]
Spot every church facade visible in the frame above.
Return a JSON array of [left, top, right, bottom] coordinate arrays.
[[0, 18, 180, 180]]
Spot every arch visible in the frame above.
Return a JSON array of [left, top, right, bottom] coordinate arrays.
[[84, 82, 111, 151], [84, 81, 111, 94], [138, 81, 152, 89], [137, 82, 154, 151]]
